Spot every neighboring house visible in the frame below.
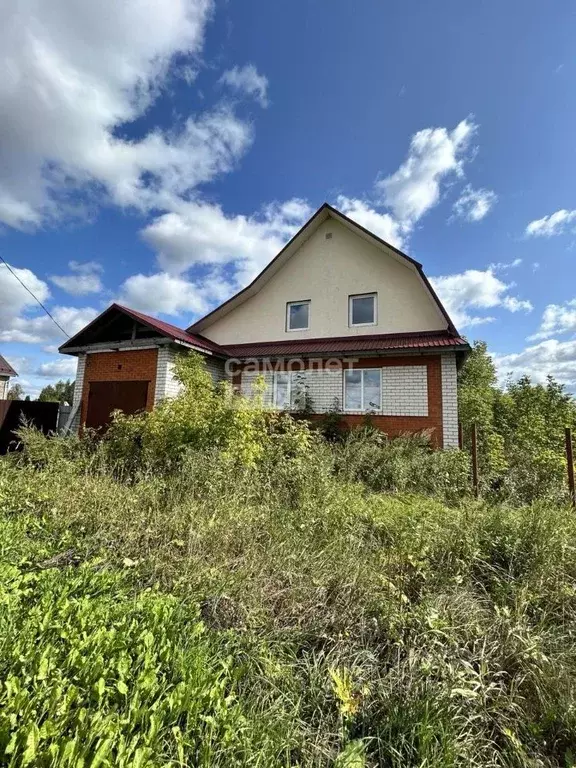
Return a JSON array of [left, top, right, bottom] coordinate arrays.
[[59, 204, 470, 447], [0, 355, 18, 399]]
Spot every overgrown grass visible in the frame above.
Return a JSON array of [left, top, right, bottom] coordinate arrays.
[[2, 428, 576, 766]]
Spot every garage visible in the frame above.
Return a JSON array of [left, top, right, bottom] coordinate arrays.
[[85, 380, 149, 431]]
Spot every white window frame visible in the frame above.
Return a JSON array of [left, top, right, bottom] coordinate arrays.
[[349, 293, 377, 327], [286, 300, 311, 332], [344, 368, 382, 412], [273, 371, 306, 409]]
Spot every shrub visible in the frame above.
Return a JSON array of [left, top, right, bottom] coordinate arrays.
[[335, 428, 471, 503]]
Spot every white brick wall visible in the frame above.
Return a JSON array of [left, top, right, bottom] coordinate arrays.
[[441, 353, 459, 448], [381, 365, 428, 416], [305, 369, 343, 412], [155, 347, 181, 404], [68, 354, 86, 433], [155, 347, 227, 405], [239, 365, 432, 416], [241, 369, 342, 411]]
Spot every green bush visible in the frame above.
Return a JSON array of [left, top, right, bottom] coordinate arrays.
[[334, 428, 471, 503]]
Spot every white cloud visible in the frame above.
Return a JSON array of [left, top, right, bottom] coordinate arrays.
[[0, 262, 51, 325], [50, 260, 104, 295], [453, 185, 497, 222], [431, 268, 532, 328], [219, 64, 269, 108], [133, 116, 490, 320], [526, 209, 576, 238], [0, 0, 254, 228], [496, 339, 576, 387], [35, 358, 78, 378], [528, 299, 576, 341], [3, 354, 78, 399], [336, 196, 407, 249], [141, 198, 312, 284], [376, 118, 477, 225], [490, 258, 522, 272], [118, 272, 212, 316], [0, 305, 98, 344]]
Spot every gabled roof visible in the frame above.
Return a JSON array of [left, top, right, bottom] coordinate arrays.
[[187, 202, 459, 336], [59, 303, 468, 361], [59, 303, 226, 356], [112, 305, 225, 354], [222, 330, 469, 359], [0, 354, 17, 377]]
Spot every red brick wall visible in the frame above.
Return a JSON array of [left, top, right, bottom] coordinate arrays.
[[234, 354, 444, 447], [80, 349, 158, 426]]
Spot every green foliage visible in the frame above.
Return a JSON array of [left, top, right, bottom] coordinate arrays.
[[37, 379, 75, 404], [458, 341, 507, 481], [335, 428, 471, 502], [291, 371, 315, 415], [3, 451, 576, 765], [316, 396, 346, 442], [8, 343, 576, 764], [0, 564, 290, 766], [459, 342, 576, 503], [103, 353, 319, 473], [6, 383, 24, 401]]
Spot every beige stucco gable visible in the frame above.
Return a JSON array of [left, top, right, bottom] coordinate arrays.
[[200, 217, 448, 345]]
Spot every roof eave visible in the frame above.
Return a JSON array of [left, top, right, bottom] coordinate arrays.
[[226, 344, 470, 360]]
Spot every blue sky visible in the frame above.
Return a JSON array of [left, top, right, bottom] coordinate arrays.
[[1, 0, 576, 396]]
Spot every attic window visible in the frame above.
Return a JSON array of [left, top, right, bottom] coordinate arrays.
[[325, 232, 333, 240], [286, 300, 310, 331], [349, 293, 377, 327]]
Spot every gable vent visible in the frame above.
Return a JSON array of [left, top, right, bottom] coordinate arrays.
[[325, 232, 333, 240]]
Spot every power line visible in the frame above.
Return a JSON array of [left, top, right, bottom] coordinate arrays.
[[0, 254, 70, 338]]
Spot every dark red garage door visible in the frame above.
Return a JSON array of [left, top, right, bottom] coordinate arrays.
[[85, 380, 149, 431]]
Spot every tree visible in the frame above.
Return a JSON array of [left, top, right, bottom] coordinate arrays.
[[458, 341, 506, 480], [7, 383, 25, 400], [459, 340, 576, 501], [37, 379, 75, 405]]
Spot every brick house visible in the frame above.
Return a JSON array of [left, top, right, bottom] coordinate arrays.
[[0, 354, 18, 399], [60, 203, 469, 447]]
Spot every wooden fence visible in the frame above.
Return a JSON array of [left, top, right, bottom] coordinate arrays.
[[0, 400, 59, 454]]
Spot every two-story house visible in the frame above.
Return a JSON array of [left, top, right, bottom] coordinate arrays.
[[59, 203, 469, 447]]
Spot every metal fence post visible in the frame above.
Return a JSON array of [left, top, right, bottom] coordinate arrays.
[[566, 427, 575, 508], [471, 423, 479, 498]]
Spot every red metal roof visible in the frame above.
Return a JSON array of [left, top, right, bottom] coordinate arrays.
[[60, 302, 469, 361], [108, 305, 227, 354], [221, 331, 469, 358], [0, 354, 17, 376]]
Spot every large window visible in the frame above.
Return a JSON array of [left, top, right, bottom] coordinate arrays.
[[344, 368, 381, 412], [349, 293, 377, 327], [273, 371, 306, 409], [286, 300, 310, 331]]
